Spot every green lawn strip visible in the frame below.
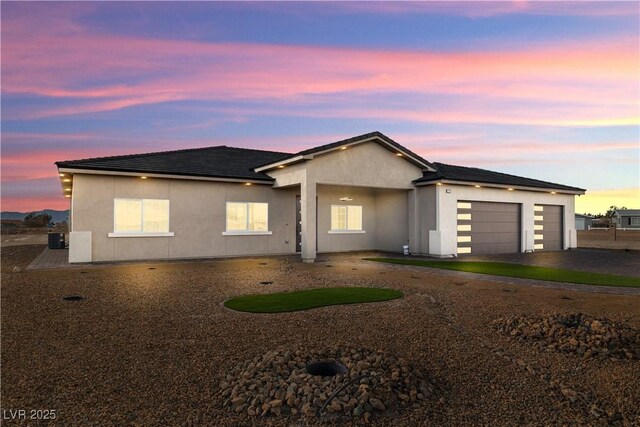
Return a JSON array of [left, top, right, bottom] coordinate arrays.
[[224, 287, 403, 313], [364, 258, 640, 288]]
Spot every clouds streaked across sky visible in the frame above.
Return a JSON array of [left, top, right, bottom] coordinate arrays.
[[1, 1, 638, 214]]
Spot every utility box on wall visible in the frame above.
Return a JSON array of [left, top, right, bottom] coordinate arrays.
[[69, 231, 92, 263]]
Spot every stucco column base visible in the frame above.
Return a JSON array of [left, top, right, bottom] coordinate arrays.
[[302, 258, 315, 263], [300, 176, 317, 262], [428, 230, 456, 257]]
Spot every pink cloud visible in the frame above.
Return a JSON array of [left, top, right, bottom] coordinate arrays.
[[1, 196, 70, 212], [1, 8, 637, 126]]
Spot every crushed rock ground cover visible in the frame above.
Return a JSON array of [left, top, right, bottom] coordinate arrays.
[[2, 246, 639, 426]]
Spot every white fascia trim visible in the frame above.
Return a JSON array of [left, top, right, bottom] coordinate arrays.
[[222, 231, 273, 236], [253, 155, 313, 173], [414, 179, 585, 195], [108, 232, 174, 237], [57, 168, 273, 185], [328, 230, 366, 234]]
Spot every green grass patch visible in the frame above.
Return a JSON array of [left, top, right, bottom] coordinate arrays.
[[364, 258, 640, 288], [224, 287, 403, 313]]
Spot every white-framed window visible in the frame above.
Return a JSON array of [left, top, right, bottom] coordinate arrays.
[[329, 205, 364, 233], [109, 198, 173, 237], [631, 217, 640, 226], [223, 202, 271, 235]]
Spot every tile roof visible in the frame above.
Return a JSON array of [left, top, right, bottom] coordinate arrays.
[[55, 146, 292, 181], [415, 162, 585, 192], [55, 133, 584, 193]]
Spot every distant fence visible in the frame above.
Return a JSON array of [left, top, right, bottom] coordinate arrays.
[[1, 226, 68, 235], [578, 228, 640, 242]]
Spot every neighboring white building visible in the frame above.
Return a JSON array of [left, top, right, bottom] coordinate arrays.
[[612, 209, 640, 229], [56, 132, 585, 263], [575, 213, 593, 230]]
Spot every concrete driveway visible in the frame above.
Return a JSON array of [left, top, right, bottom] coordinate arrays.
[[459, 248, 640, 277]]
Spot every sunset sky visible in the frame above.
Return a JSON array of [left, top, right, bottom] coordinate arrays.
[[1, 1, 638, 214]]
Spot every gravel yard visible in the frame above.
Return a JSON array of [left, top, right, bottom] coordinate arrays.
[[2, 245, 640, 426]]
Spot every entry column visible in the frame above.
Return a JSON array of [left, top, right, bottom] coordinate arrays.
[[300, 176, 317, 263]]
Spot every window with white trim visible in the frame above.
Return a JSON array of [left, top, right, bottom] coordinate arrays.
[[631, 217, 640, 226], [225, 202, 268, 233], [331, 205, 362, 231], [113, 198, 170, 233]]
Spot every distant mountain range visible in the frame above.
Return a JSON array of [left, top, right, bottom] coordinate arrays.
[[1, 209, 69, 223]]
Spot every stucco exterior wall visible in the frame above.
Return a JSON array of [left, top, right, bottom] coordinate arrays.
[[428, 183, 577, 256], [415, 185, 437, 255], [307, 142, 423, 189], [374, 189, 410, 252], [316, 185, 409, 253], [71, 174, 298, 262], [316, 185, 377, 252]]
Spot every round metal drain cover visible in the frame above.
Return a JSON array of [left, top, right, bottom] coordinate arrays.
[[259, 281, 273, 285], [306, 362, 347, 377], [63, 295, 86, 302]]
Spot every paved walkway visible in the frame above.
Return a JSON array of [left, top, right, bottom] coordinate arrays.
[[26, 247, 72, 270]]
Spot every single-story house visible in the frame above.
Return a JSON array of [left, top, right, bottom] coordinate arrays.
[[575, 213, 593, 230], [612, 209, 640, 229], [56, 132, 585, 263]]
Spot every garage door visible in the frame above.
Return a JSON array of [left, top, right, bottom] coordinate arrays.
[[534, 205, 563, 251], [457, 201, 520, 255]]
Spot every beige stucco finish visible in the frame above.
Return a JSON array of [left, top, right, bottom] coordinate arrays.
[[267, 140, 424, 260], [71, 174, 298, 262], [67, 138, 581, 263]]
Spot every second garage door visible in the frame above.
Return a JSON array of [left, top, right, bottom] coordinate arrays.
[[457, 201, 521, 255], [534, 205, 563, 251]]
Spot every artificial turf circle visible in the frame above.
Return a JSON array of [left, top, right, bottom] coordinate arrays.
[[224, 287, 403, 313], [364, 258, 640, 288]]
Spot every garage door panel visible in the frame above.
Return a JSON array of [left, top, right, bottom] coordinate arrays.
[[468, 212, 521, 223], [457, 201, 520, 255], [542, 224, 562, 232], [461, 202, 519, 213], [469, 222, 520, 233], [468, 232, 520, 244]]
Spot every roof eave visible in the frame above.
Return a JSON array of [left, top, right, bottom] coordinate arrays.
[[253, 155, 314, 172], [413, 178, 586, 195], [56, 166, 275, 184]]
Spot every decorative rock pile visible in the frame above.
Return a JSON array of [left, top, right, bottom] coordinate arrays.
[[494, 313, 640, 360], [217, 345, 438, 419]]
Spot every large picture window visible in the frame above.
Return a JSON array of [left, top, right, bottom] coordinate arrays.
[[330, 205, 363, 232], [111, 198, 171, 236], [224, 202, 270, 235]]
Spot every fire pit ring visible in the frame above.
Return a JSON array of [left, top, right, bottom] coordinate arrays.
[[306, 361, 347, 377]]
